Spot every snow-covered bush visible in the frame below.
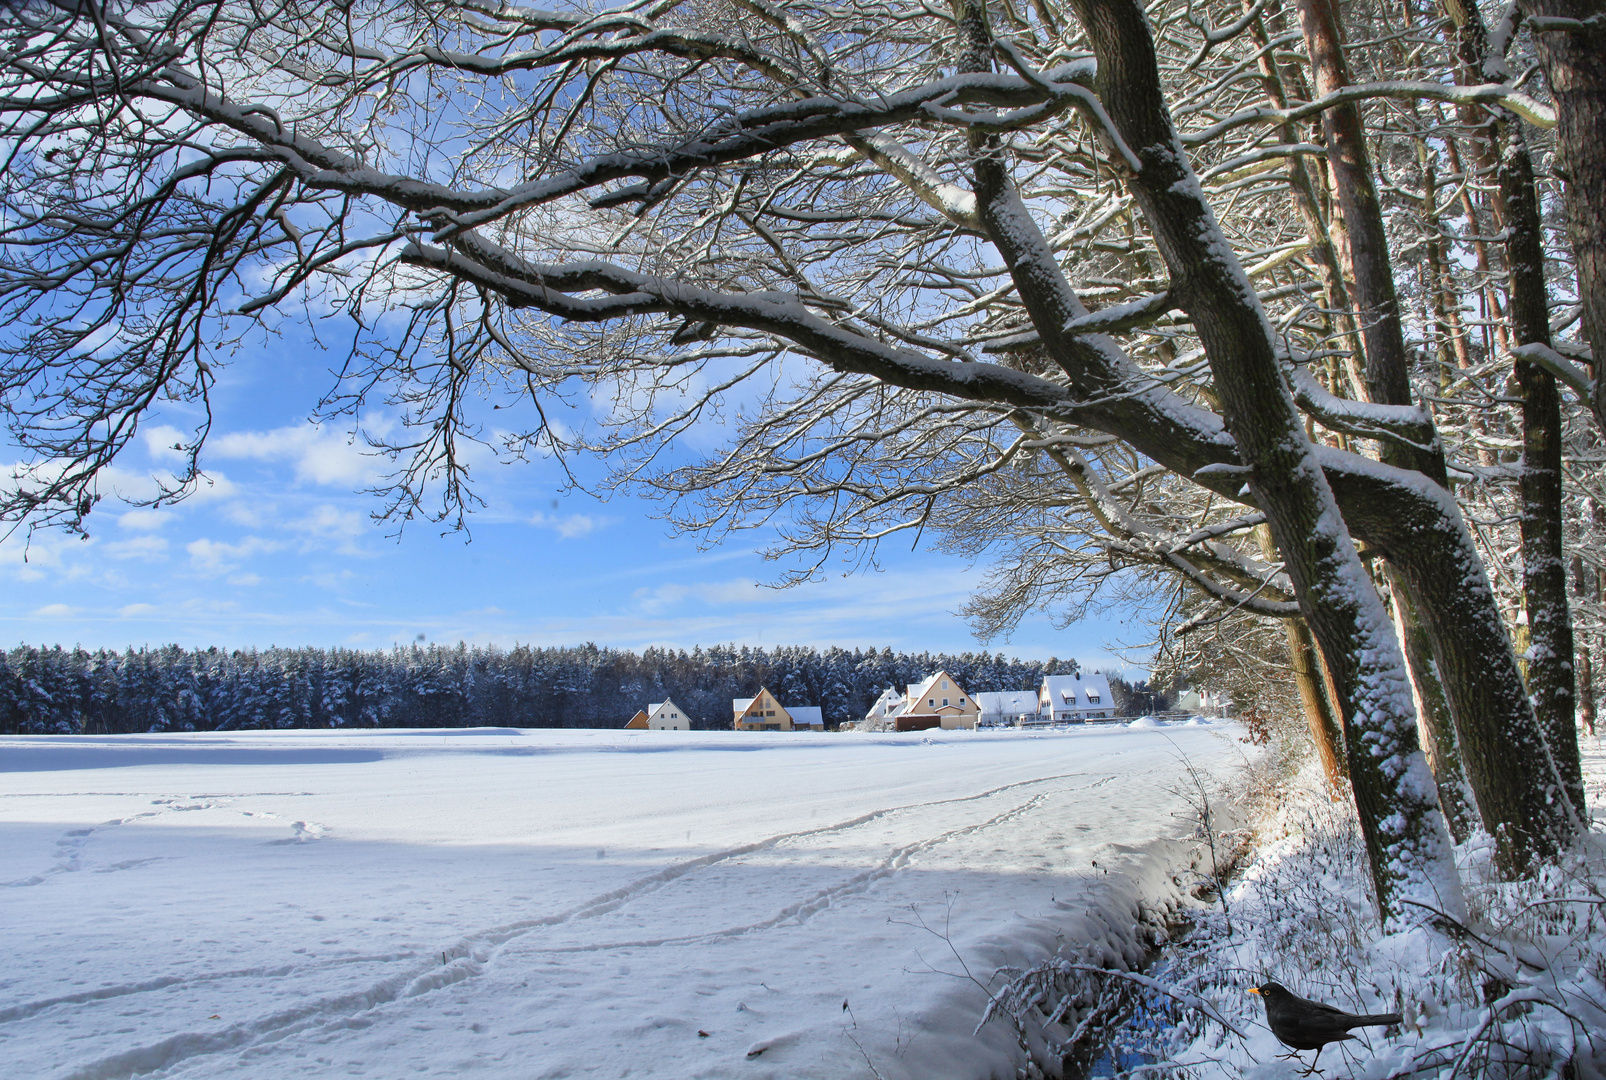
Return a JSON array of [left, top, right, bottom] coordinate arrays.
[[982, 740, 1606, 1079], [1129, 748, 1606, 1078]]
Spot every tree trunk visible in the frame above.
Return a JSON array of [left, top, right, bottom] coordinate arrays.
[[1290, 0, 1416, 416], [1260, 524, 1349, 790], [1580, 647, 1597, 737], [1389, 570, 1480, 843], [1517, 0, 1606, 432], [1501, 127, 1587, 821], [1289, 618, 1349, 791], [1054, 0, 1464, 927]]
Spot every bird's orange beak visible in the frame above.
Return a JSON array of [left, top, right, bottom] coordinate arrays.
[[1247, 987, 1261, 996]]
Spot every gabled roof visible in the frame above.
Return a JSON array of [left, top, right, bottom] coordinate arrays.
[[732, 697, 756, 712], [789, 706, 824, 727], [866, 686, 906, 719], [905, 670, 970, 710]]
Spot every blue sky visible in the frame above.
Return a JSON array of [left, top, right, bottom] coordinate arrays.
[[0, 323, 1158, 673]]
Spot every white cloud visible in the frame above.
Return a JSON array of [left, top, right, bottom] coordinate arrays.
[[141, 425, 195, 465], [632, 578, 761, 615], [31, 603, 77, 617], [119, 603, 158, 617], [530, 511, 610, 539], [288, 504, 367, 541], [186, 536, 284, 575], [104, 535, 169, 561], [228, 573, 262, 587], [119, 509, 167, 531], [212, 423, 387, 486]]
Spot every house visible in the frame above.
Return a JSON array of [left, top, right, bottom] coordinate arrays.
[[789, 706, 825, 731], [623, 699, 692, 730], [860, 686, 908, 731], [975, 690, 1039, 727], [733, 687, 823, 731], [1177, 688, 1231, 718], [889, 671, 979, 732], [1038, 673, 1115, 723]]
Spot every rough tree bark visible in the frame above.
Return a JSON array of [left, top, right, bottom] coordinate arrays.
[[1502, 130, 1587, 820], [1443, 0, 1587, 824], [1295, 0, 1573, 846], [1289, 618, 1349, 791], [1043, 0, 1464, 925], [1516, 0, 1606, 431], [1389, 569, 1480, 843]]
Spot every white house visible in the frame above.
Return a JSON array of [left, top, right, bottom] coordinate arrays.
[[860, 686, 907, 730], [1176, 688, 1231, 718], [623, 698, 692, 730], [733, 687, 824, 731], [1038, 673, 1115, 723], [974, 690, 1039, 727]]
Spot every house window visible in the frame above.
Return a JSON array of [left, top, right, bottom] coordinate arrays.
[[929, 698, 935, 706], [766, 710, 775, 716], [941, 680, 948, 688], [943, 698, 949, 706]]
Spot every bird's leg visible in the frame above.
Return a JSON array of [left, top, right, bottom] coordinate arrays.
[[1297, 1046, 1325, 1077]]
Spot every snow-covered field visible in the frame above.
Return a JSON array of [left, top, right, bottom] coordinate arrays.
[[0, 723, 1239, 1080]]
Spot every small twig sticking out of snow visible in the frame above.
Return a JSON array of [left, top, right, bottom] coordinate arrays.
[[1163, 738, 1235, 934]]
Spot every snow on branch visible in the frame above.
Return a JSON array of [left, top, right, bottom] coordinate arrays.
[[1510, 343, 1595, 401], [1184, 80, 1557, 145]]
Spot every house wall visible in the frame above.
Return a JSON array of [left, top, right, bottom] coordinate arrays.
[[647, 701, 689, 730], [734, 688, 793, 731]]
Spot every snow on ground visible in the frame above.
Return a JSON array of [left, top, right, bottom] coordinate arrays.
[[0, 723, 1241, 1080]]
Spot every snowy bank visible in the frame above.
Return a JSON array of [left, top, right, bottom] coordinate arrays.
[[1070, 729, 1606, 1079]]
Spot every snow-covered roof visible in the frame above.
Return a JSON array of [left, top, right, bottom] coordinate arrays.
[[732, 697, 755, 712], [975, 691, 1038, 715], [1041, 673, 1113, 709], [789, 706, 824, 727], [865, 686, 906, 720], [904, 671, 970, 710]]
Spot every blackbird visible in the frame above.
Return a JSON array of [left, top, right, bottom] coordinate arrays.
[[1248, 981, 1402, 1074]]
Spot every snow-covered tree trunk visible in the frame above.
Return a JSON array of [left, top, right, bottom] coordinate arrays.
[[1502, 128, 1587, 820], [1047, 0, 1464, 927]]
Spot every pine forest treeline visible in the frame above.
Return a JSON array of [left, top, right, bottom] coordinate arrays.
[[0, 642, 1087, 735]]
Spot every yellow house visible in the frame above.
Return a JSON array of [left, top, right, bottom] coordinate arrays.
[[623, 709, 650, 729], [733, 687, 794, 731], [894, 671, 980, 731]]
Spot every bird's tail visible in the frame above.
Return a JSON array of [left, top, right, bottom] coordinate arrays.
[[1348, 1013, 1403, 1029]]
